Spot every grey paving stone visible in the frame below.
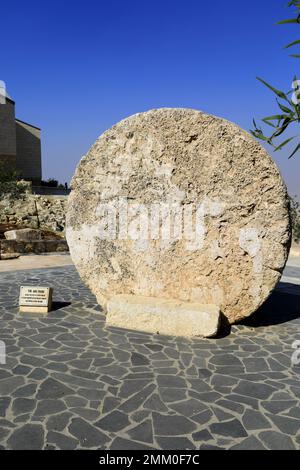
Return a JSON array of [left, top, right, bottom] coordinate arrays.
[[0, 371, 12, 380], [157, 375, 186, 388], [101, 397, 122, 415], [35, 399, 66, 416], [119, 379, 152, 399], [52, 372, 105, 389], [0, 428, 10, 441], [192, 429, 213, 441], [0, 376, 25, 395], [36, 378, 73, 400], [64, 396, 88, 408], [131, 410, 151, 423], [20, 355, 47, 367], [225, 393, 259, 409], [262, 400, 297, 415], [13, 383, 37, 398], [199, 444, 223, 450], [68, 417, 109, 448], [12, 365, 32, 376], [259, 430, 296, 450], [266, 414, 300, 435], [145, 343, 163, 352], [230, 436, 267, 450], [169, 398, 207, 417], [210, 374, 238, 387], [242, 409, 271, 430], [12, 398, 36, 416], [0, 398, 11, 418], [46, 412, 72, 432], [152, 413, 197, 436], [46, 362, 69, 372], [232, 380, 275, 399], [211, 407, 235, 422], [7, 424, 44, 450], [109, 437, 156, 450], [159, 388, 187, 403], [28, 368, 48, 380], [209, 355, 243, 366], [243, 358, 270, 372], [131, 352, 149, 366], [77, 388, 106, 401], [127, 419, 153, 444], [46, 431, 78, 450], [95, 410, 130, 432], [70, 407, 100, 421], [143, 393, 169, 412], [210, 419, 248, 438], [285, 406, 300, 419], [156, 436, 196, 450], [118, 384, 156, 413]]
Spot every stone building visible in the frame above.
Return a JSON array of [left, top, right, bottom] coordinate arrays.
[[0, 89, 42, 184]]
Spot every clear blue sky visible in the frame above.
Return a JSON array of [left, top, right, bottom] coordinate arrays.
[[1, 0, 299, 196]]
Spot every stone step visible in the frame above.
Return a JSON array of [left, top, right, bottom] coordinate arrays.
[[0, 239, 69, 255]]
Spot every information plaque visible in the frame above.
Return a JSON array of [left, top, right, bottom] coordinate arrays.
[[19, 286, 53, 314]]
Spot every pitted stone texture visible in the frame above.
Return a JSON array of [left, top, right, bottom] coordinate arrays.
[[107, 295, 220, 337], [66, 108, 291, 323], [4, 229, 41, 242]]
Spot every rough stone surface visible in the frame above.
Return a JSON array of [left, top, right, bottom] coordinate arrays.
[[4, 228, 42, 241], [0, 239, 68, 255], [0, 194, 66, 232], [66, 108, 291, 324], [107, 294, 220, 337]]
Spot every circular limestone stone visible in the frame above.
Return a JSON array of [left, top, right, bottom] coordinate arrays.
[[66, 108, 291, 324]]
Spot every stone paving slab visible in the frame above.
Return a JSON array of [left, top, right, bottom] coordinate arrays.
[[0, 264, 300, 450], [0, 253, 72, 273]]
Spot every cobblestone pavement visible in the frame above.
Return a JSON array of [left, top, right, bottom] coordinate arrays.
[[0, 262, 300, 450]]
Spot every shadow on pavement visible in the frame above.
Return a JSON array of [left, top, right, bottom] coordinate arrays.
[[51, 301, 71, 311], [240, 282, 300, 328]]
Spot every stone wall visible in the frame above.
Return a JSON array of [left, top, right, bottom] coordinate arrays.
[[0, 98, 17, 172], [16, 120, 42, 184], [0, 194, 67, 232], [0, 239, 68, 255]]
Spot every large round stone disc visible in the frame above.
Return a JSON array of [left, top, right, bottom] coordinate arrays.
[[66, 108, 291, 323]]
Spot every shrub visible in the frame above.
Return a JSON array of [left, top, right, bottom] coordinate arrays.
[[290, 195, 300, 243]]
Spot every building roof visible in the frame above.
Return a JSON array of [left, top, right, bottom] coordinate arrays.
[[15, 118, 41, 131]]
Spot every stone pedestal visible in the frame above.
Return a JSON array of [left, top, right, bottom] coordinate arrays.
[[107, 295, 220, 337]]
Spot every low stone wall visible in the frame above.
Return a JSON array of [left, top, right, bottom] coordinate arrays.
[[32, 186, 71, 196], [0, 239, 69, 255], [0, 194, 67, 232]]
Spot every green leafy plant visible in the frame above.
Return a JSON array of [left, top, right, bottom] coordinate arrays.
[[251, 1, 300, 158], [0, 163, 26, 199], [290, 195, 300, 242]]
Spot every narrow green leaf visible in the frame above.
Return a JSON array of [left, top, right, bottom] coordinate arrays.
[[262, 119, 276, 128], [256, 77, 288, 100], [263, 114, 289, 121], [289, 54, 300, 58], [250, 130, 270, 142], [289, 142, 300, 158], [285, 39, 300, 49], [274, 136, 295, 151], [277, 100, 293, 114], [273, 119, 291, 138], [278, 18, 300, 24]]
